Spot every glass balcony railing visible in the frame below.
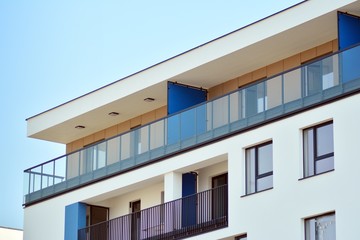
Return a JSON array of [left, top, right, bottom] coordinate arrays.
[[24, 43, 360, 205]]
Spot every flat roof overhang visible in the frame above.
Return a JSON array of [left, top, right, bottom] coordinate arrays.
[[26, 0, 360, 144]]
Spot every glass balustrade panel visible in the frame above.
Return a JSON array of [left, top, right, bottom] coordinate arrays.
[[150, 120, 165, 150], [266, 75, 283, 109], [54, 157, 66, 184], [283, 68, 302, 103], [212, 95, 229, 128], [66, 152, 80, 179]]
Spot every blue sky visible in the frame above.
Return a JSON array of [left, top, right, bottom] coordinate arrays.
[[0, 0, 301, 229]]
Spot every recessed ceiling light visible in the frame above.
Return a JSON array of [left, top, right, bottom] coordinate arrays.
[[75, 125, 85, 129], [108, 112, 119, 116], [144, 97, 155, 102]]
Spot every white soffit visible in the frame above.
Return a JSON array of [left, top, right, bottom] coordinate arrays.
[[27, 0, 360, 144]]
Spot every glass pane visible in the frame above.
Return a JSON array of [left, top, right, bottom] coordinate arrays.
[[138, 126, 149, 154], [150, 120, 165, 150], [167, 115, 180, 145], [244, 85, 258, 117], [180, 108, 196, 140], [317, 214, 336, 240], [196, 104, 207, 134], [42, 162, 54, 188], [213, 95, 229, 128], [97, 142, 107, 169], [229, 91, 240, 122], [246, 148, 256, 194], [305, 218, 316, 240], [256, 82, 266, 113], [304, 128, 314, 177], [206, 102, 213, 131], [31, 166, 42, 192], [258, 143, 273, 174], [304, 62, 322, 96], [266, 76, 282, 109], [305, 214, 335, 240], [257, 175, 273, 191], [54, 157, 66, 184], [316, 157, 334, 174], [340, 43, 360, 83], [121, 133, 131, 160], [66, 152, 80, 179], [23, 172, 30, 196], [322, 57, 335, 90], [284, 68, 301, 103], [80, 147, 95, 173], [107, 137, 120, 165], [316, 123, 334, 156]]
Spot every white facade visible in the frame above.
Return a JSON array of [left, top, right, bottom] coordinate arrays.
[[24, 94, 360, 239], [23, 0, 360, 239], [0, 227, 23, 240]]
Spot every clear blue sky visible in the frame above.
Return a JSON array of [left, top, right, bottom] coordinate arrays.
[[0, 0, 301, 229]]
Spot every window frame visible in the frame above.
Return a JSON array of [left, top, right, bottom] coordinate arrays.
[[304, 212, 336, 240], [303, 121, 334, 178], [245, 141, 273, 194], [235, 234, 247, 240]]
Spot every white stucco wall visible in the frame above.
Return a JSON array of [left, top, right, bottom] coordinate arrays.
[[24, 94, 360, 240], [0, 227, 23, 240]]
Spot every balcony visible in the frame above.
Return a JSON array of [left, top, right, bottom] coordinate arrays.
[[78, 185, 228, 240], [24, 43, 360, 205]]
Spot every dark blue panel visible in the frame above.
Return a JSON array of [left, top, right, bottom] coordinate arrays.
[[182, 173, 197, 228], [167, 82, 207, 145], [65, 202, 87, 240], [338, 12, 360, 50], [182, 173, 197, 197], [167, 82, 207, 115]]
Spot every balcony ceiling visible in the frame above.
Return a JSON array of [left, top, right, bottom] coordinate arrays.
[[27, 0, 360, 144]]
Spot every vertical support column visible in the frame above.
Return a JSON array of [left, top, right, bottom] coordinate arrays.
[[64, 202, 86, 240], [164, 171, 182, 202]]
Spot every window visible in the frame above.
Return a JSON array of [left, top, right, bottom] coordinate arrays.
[[303, 122, 334, 177], [235, 234, 247, 240], [305, 213, 335, 240], [246, 141, 273, 194]]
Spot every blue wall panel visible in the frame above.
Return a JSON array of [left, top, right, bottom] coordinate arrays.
[[338, 12, 360, 50], [167, 82, 207, 115], [64, 202, 87, 240], [167, 82, 207, 145], [338, 12, 360, 83]]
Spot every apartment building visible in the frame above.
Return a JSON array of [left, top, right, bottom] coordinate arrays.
[[23, 0, 360, 239]]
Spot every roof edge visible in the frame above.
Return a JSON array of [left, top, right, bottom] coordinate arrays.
[[26, 0, 307, 121]]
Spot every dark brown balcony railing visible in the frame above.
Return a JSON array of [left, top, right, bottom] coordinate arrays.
[[78, 185, 228, 240]]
